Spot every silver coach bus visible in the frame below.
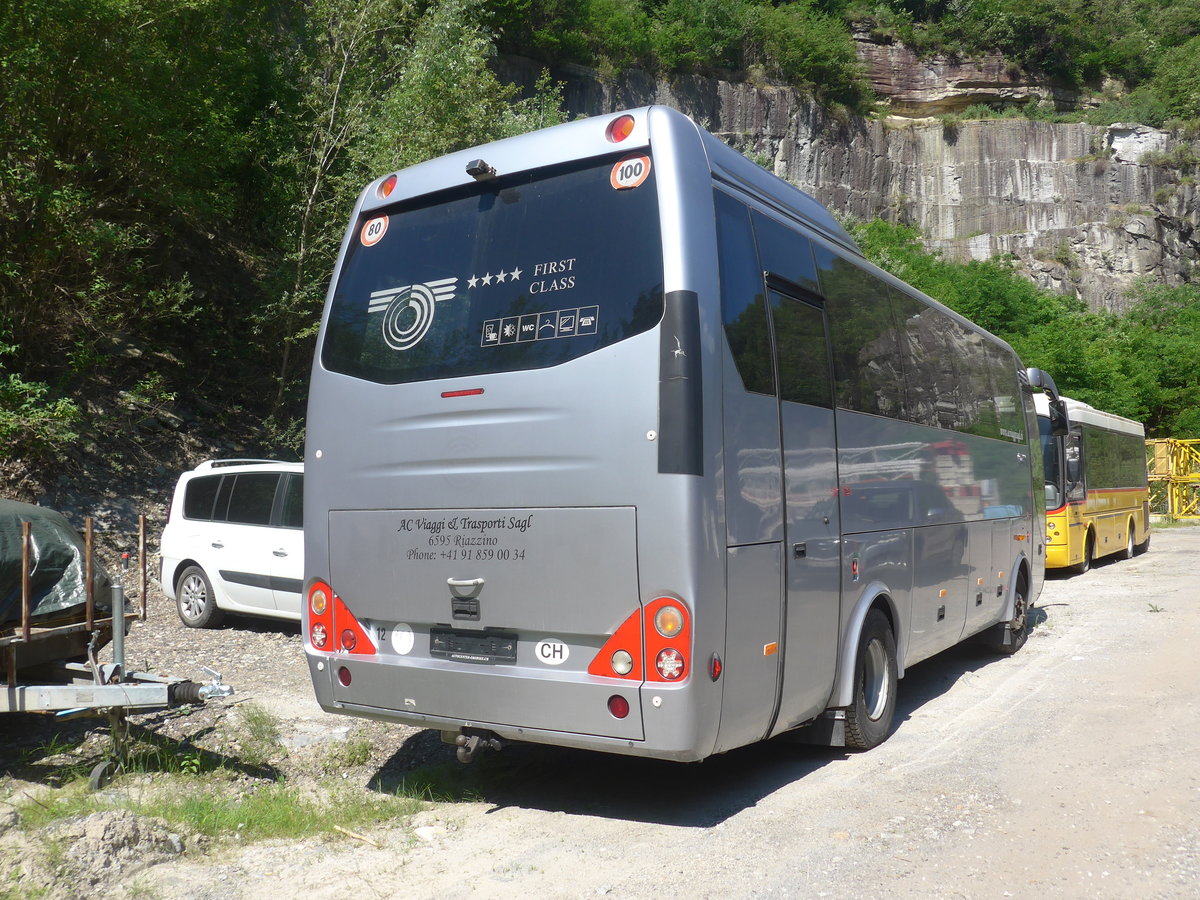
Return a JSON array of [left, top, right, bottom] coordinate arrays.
[[304, 107, 1065, 762]]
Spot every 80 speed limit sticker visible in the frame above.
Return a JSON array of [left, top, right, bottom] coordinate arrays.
[[360, 215, 389, 247], [610, 154, 651, 190]]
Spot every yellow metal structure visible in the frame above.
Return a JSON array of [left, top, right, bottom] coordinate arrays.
[[1146, 439, 1200, 519]]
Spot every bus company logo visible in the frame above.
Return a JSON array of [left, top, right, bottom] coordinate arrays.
[[367, 277, 458, 351]]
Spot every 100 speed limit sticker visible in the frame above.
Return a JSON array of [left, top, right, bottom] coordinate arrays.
[[610, 154, 651, 190]]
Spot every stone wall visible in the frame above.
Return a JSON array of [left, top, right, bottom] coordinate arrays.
[[502, 58, 1199, 312]]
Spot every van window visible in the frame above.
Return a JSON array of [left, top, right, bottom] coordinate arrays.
[[279, 474, 303, 529], [225, 474, 280, 526], [183, 475, 221, 521]]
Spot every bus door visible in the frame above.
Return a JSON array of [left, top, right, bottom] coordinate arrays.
[[768, 289, 842, 733]]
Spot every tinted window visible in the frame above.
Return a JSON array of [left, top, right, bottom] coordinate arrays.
[[986, 344, 1025, 442], [813, 247, 905, 417], [773, 294, 832, 408], [322, 154, 664, 385], [1084, 425, 1148, 489], [752, 211, 819, 296], [225, 474, 280, 526], [279, 474, 303, 529], [183, 475, 221, 521], [715, 190, 774, 395]]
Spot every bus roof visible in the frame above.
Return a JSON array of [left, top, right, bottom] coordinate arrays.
[[1034, 393, 1146, 437]]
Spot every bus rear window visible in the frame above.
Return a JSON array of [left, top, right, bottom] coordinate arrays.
[[321, 153, 665, 384]]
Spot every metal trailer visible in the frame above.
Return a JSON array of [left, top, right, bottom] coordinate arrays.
[[2, 515, 232, 787]]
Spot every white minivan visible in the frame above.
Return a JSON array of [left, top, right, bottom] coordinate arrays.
[[159, 460, 303, 627]]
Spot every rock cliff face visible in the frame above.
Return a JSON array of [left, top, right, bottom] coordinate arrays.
[[851, 29, 1082, 117], [504, 58, 1199, 312]]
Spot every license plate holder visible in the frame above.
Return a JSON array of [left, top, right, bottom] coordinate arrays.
[[429, 628, 517, 665]]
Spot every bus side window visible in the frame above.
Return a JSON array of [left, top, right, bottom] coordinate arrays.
[[751, 211, 820, 296], [714, 190, 774, 396], [813, 247, 906, 418]]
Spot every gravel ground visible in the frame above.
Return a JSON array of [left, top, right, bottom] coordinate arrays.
[[3, 525, 1199, 899]]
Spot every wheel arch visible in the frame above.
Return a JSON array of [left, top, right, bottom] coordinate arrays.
[[171, 559, 205, 594], [830, 581, 904, 710]]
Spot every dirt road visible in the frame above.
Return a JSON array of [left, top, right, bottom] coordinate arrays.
[[11, 526, 1199, 899], [125, 524, 1199, 900]]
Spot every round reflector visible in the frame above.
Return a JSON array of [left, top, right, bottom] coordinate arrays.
[[310, 586, 329, 616], [607, 695, 630, 718], [340, 629, 357, 651], [337, 666, 352, 686], [378, 173, 398, 198], [654, 604, 684, 638], [311, 623, 328, 649], [656, 648, 686, 680], [606, 115, 636, 143], [611, 649, 634, 676]]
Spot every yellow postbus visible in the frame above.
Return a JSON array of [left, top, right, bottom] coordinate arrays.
[[1035, 395, 1150, 572]]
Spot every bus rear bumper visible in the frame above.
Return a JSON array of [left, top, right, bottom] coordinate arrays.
[[305, 652, 708, 762]]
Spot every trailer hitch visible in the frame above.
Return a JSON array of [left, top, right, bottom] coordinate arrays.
[[454, 729, 504, 764]]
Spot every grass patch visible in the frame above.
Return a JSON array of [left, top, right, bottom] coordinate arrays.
[[321, 737, 374, 773], [11, 775, 422, 842], [138, 780, 420, 841]]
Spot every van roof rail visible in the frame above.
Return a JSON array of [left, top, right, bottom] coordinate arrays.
[[194, 459, 289, 470]]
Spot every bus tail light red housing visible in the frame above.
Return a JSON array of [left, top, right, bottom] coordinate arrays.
[[588, 596, 691, 683], [307, 581, 376, 656]]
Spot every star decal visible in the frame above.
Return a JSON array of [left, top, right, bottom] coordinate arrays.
[[482, 272, 493, 286], [509, 266, 522, 281], [495, 270, 508, 283], [467, 275, 478, 289]]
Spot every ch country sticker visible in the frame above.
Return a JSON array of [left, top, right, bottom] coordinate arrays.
[[368, 277, 458, 351]]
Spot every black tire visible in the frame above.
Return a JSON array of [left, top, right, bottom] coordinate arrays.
[[89, 760, 115, 791], [176, 565, 224, 628], [1073, 530, 1094, 575], [987, 579, 1029, 656], [1134, 531, 1151, 556], [845, 608, 898, 751], [1119, 521, 1135, 561]]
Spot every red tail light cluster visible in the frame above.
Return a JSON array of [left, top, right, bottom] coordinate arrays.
[[588, 595, 692, 684], [307, 581, 375, 656]]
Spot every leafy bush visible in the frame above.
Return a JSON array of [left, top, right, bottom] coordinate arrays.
[[755, 1, 872, 107], [0, 373, 80, 460], [650, 0, 751, 73]]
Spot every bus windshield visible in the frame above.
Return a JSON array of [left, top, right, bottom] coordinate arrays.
[[321, 153, 665, 385]]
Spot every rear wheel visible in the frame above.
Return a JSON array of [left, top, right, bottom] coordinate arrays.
[[1134, 531, 1151, 556], [986, 578, 1029, 656], [845, 609, 898, 751], [176, 565, 224, 628], [1074, 530, 1095, 575]]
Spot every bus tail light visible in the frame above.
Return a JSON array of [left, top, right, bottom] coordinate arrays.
[[655, 648, 686, 680], [645, 596, 692, 684], [308, 581, 334, 652], [377, 173, 397, 198], [607, 695, 630, 718], [333, 594, 376, 655], [588, 609, 643, 680], [307, 581, 376, 656]]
